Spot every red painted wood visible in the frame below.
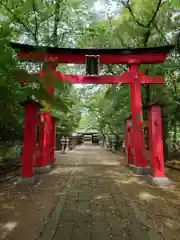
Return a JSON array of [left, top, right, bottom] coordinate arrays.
[[140, 74, 164, 84], [51, 72, 164, 84], [36, 112, 51, 167], [36, 63, 56, 167], [21, 103, 39, 178], [148, 105, 165, 177], [19, 71, 164, 85], [36, 119, 43, 167], [129, 64, 146, 167], [18, 51, 168, 64], [125, 119, 134, 164], [128, 127, 134, 164], [50, 117, 56, 164], [148, 109, 153, 169], [125, 122, 128, 156], [48, 87, 55, 95], [55, 72, 130, 84]]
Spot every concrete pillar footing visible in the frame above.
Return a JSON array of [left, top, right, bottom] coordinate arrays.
[[35, 165, 52, 174], [148, 176, 170, 187], [131, 165, 151, 175], [16, 176, 38, 185]]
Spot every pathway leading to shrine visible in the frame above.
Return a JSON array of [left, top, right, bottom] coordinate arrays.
[[0, 143, 180, 240]]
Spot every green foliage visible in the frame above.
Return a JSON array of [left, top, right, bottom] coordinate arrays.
[[0, 0, 180, 147], [0, 37, 24, 140], [76, 0, 180, 145], [0, 0, 87, 141]]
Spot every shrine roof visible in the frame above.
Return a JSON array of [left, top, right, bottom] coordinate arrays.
[[10, 42, 174, 64]]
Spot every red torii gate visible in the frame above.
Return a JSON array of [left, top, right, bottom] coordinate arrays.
[[11, 42, 173, 186]]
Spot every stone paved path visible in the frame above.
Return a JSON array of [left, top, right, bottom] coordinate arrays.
[[0, 142, 180, 240], [40, 143, 150, 240]]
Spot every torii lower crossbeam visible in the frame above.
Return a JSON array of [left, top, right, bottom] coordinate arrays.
[[53, 72, 164, 84]]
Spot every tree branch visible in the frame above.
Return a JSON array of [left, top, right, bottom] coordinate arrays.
[[122, 0, 162, 29], [52, 0, 60, 47], [0, 0, 38, 44], [41, 12, 55, 23], [31, 0, 39, 44], [126, 0, 162, 47], [121, 1, 147, 28], [147, 0, 162, 28], [106, 64, 115, 74], [154, 23, 170, 44]]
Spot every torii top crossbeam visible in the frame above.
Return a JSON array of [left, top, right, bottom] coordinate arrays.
[[11, 42, 173, 64]]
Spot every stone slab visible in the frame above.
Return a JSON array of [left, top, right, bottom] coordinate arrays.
[[39, 172, 74, 240], [53, 221, 74, 240]]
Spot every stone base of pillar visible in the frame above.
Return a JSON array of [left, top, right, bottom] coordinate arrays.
[[148, 176, 170, 187], [35, 165, 52, 174], [16, 176, 38, 185], [128, 164, 134, 169], [131, 165, 151, 175]]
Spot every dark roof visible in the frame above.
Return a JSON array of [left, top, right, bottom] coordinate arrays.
[[10, 42, 174, 55]]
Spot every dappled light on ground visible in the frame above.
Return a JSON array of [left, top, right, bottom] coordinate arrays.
[[114, 177, 143, 185], [0, 222, 18, 239], [139, 192, 162, 201], [0, 143, 180, 239]]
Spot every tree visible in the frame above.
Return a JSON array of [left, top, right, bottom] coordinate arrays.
[[0, 0, 90, 140], [75, 0, 179, 156]]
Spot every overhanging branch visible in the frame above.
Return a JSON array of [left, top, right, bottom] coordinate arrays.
[[31, 0, 39, 44], [0, 0, 38, 44], [122, 0, 162, 29]]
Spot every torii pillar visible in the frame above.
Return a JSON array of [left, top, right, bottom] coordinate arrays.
[[18, 99, 40, 184], [129, 62, 150, 175], [49, 115, 58, 166], [125, 117, 134, 166], [35, 111, 53, 173], [35, 60, 57, 174], [148, 104, 169, 186]]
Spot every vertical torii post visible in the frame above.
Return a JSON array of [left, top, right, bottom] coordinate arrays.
[[148, 104, 169, 186], [49, 115, 58, 165], [19, 99, 40, 184], [123, 63, 167, 173], [125, 117, 134, 166], [128, 62, 148, 175], [35, 59, 58, 174], [35, 112, 52, 173]]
